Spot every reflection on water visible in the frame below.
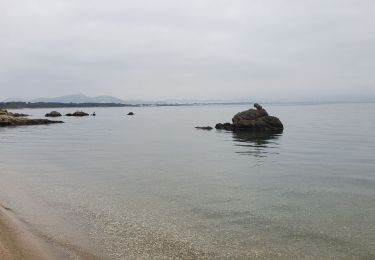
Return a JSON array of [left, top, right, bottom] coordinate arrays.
[[231, 131, 282, 158]]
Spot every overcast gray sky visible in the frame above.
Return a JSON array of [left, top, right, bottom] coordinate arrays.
[[1, 0, 374, 101]]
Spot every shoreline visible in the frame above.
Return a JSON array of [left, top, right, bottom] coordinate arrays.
[[0, 204, 103, 260], [0, 204, 55, 260]]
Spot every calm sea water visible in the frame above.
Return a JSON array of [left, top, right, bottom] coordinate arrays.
[[0, 103, 374, 259]]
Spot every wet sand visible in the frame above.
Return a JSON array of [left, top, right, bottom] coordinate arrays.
[[0, 205, 54, 260]]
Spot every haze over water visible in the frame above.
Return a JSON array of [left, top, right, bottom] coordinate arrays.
[[0, 103, 374, 259]]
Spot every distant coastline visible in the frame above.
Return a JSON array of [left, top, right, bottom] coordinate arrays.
[[0, 102, 135, 109], [1, 100, 374, 110], [0, 102, 200, 109], [0, 101, 252, 109]]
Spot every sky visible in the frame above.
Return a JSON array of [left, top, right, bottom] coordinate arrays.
[[0, 0, 374, 101]]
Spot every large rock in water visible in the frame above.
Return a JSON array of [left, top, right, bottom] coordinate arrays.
[[215, 103, 283, 132], [0, 109, 63, 127]]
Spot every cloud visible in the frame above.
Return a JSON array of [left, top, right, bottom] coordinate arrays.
[[0, 0, 374, 100]]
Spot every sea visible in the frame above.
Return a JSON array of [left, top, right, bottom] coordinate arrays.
[[0, 102, 374, 259]]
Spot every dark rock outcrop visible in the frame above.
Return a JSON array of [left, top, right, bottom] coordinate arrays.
[[215, 103, 283, 132], [195, 126, 213, 130], [45, 111, 62, 117], [127, 112, 134, 115], [65, 111, 89, 117], [0, 109, 63, 127]]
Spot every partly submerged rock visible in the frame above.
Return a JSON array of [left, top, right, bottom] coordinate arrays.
[[65, 111, 89, 117], [0, 109, 63, 127], [127, 112, 134, 115], [215, 103, 283, 132], [215, 123, 233, 131], [45, 111, 62, 117], [195, 126, 213, 130], [11, 112, 29, 117]]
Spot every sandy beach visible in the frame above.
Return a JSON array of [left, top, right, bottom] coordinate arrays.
[[0, 205, 54, 260]]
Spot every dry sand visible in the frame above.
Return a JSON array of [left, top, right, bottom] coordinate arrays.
[[0, 204, 55, 260]]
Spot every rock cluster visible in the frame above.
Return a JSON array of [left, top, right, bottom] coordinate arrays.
[[0, 109, 63, 127], [0, 109, 29, 117], [215, 103, 283, 132]]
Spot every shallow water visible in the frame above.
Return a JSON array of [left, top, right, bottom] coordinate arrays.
[[0, 103, 375, 259]]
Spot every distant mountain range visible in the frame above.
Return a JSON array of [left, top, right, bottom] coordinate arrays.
[[2, 94, 253, 105], [3, 94, 374, 105], [3, 94, 127, 104]]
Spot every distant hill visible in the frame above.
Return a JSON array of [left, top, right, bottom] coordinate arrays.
[[2, 95, 243, 105], [0, 102, 134, 109], [3, 94, 127, 104], [3, 97, 27, 102], [30, 94, 127, 104]]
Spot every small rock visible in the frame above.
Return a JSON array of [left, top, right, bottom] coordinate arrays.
[[195, 126, 213, 130], [215, 123, 233, 131], [45, 111, 62, 117], [10, 113, 29, 117], [127, 112, 134, 115], [65, 111, 89, 117]]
